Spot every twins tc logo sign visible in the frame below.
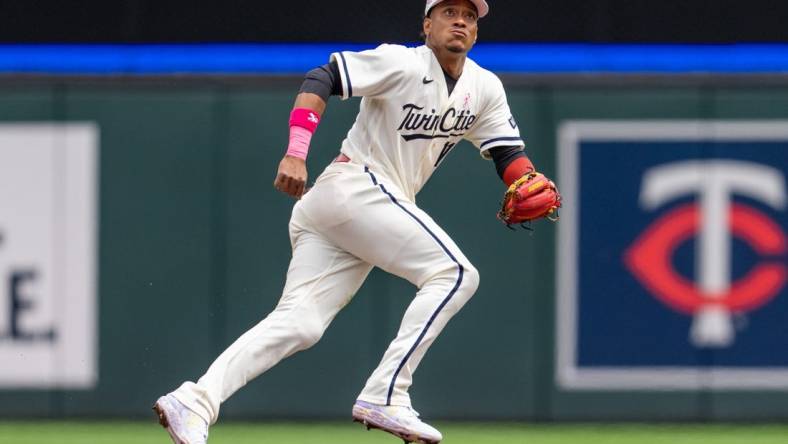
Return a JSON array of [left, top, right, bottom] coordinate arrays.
[[556, 121, 788, 390], [625, 161, 787, 348]]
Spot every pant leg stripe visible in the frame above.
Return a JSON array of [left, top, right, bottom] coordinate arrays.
[[364, 166, 464, 406]]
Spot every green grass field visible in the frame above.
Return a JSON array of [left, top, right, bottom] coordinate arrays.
[[1, 422, 786, 444]]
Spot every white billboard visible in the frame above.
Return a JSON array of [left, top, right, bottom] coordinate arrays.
[[0, 123, 98, 389]]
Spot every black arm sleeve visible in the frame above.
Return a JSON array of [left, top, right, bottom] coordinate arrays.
[[298, 61, 343, 102], [488, 145, 527, 180]]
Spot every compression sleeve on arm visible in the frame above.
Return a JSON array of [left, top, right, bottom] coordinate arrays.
[[298, 61, 343, 102], [489, 145, 535, 186]]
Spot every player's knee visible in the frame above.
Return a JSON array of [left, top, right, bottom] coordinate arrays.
[[444, 263, 478, 312], [422, 260, 478, 300], [294, 323, 324, 349], [293, 308, 325, 349], [461, 263, 480, 296]]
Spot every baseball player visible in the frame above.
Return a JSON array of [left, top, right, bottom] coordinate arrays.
[[154, 1, 559, 443]]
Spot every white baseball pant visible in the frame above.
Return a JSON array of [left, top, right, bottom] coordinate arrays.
[[172, 161, 479, 424]]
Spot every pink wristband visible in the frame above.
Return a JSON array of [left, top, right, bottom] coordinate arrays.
[[289, 108, 321, 133], [286, 108, 321, 160], [286, 126, 312, 160]]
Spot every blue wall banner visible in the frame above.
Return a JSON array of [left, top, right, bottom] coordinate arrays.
[[1, 44, 787, 74], [556, 121, 788, 390]]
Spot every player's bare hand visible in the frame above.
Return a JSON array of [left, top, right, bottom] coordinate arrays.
[[274, 155, 308, 198]]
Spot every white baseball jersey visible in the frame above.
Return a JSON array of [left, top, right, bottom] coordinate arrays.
[[331, 44, 523, 200], [172, 42, 511, 423]]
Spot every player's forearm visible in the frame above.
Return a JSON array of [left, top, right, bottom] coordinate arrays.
[[489, 145, 535, 186], [275, 93, 325, 199], [293, 92, 327, 116], [286, 61, 340, 160]]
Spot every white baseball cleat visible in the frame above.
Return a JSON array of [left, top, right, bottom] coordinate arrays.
[[153, 394, 209, 444], [352, 400, 443, 444]]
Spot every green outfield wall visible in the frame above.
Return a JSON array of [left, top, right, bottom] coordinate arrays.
[[1, 78, 787, 421]]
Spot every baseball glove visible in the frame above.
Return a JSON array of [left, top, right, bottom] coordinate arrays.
[[497, 171, 561, 227]]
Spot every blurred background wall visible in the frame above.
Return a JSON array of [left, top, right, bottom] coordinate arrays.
[[1, 0, 787, 422], [1, 0, 788, 43]]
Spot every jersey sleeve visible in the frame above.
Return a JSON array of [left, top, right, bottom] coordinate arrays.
[[465, 74, 524, 160], [330, 44, 413, 100]]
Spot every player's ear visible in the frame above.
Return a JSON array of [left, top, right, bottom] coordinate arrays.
[[423, 16, 432, 38]]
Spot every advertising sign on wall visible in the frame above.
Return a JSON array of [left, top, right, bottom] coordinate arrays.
[[0, 124, 98, 389], [556, 121, 788, 390]]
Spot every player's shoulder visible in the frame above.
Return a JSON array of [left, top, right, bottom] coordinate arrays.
[[368, 44, 428, 69], [372, 43, 422, 59], [465, 57, 505, 91]]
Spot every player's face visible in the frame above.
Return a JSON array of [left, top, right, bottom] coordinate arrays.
[[423, 0, 479, 54]]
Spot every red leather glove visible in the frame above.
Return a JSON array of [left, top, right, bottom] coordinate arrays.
[[497, 171, 562, 226]]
